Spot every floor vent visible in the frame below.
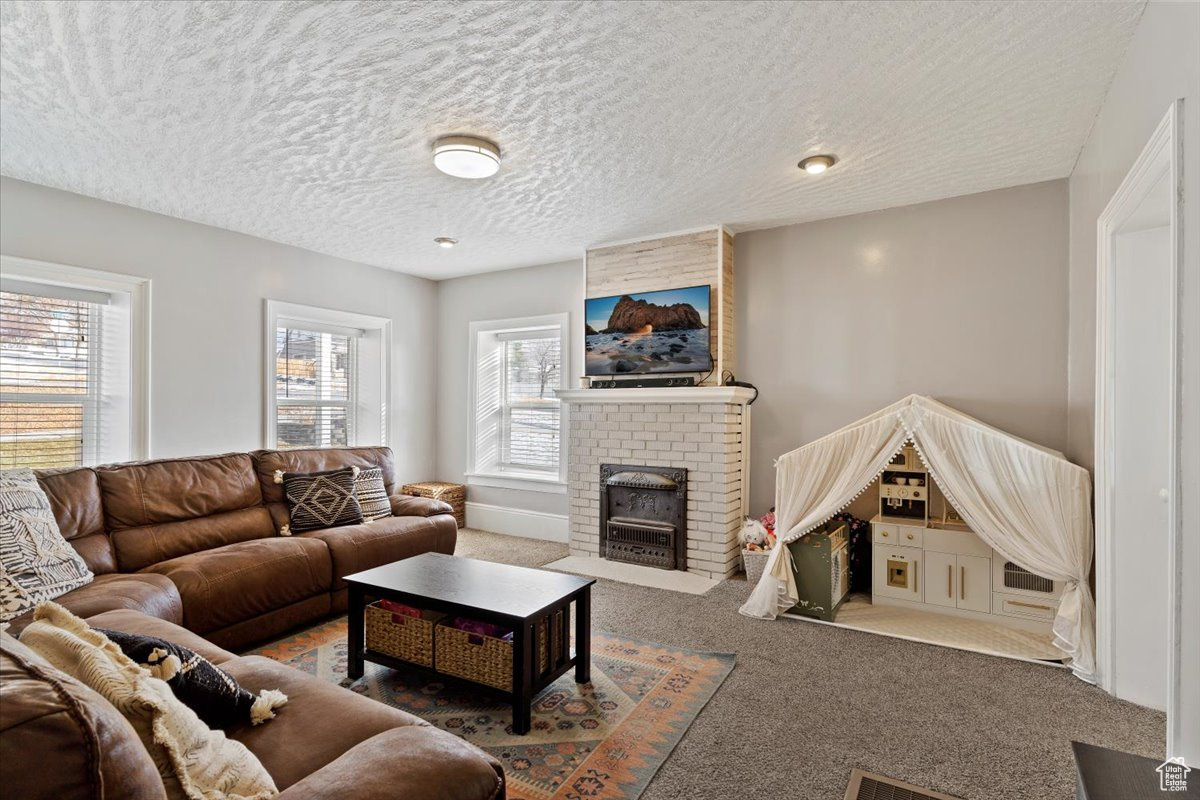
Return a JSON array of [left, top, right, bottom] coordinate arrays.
[[845, 769, 963, 800]]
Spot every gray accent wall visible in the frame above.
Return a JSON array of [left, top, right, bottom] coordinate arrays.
[[735, 180, 1070, 515]]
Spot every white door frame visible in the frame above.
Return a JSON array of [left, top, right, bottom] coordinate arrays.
[[1094, 101, 1183, 746]]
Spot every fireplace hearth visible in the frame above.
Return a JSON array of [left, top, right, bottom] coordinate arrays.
[[600, 464, 687, 570]]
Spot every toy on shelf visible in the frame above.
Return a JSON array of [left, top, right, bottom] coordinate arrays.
[[879, 444, 929, 524]]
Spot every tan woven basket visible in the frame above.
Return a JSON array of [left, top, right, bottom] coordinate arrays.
[[434, 613, 561, 692], [742, 548, 770, 585], [365, 602, 444, 668], [400, 481, 466, 528]]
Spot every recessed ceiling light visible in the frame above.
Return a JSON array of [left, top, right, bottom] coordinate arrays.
[[433, 135, 501, 179], [798, 154, 837, 175], [434, 237, 458, 248]]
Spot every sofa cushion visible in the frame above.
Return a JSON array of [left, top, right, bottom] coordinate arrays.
[[36, 466, 116, 574], [1, 631, 168, 800], [98, 453, 277, 572], [276, 726, 505, 800], [253, 446, 397, 505], [4, 573, 183, 638], [221, 655, 428, 789], [298, 514, 457, 588], [1, 467, 96, 622], [112, 506, 278, 573], [282, 466, 363, 533], [141, 538, 332, 634], [98, 452, 264, 530], [86, 609, 237, 665], [390, 494, 454, 518]]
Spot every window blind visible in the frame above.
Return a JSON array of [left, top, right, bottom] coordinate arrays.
[[0, 290, 100, 468], [500, 333, 561, 471], [274, 324, 357, 449]]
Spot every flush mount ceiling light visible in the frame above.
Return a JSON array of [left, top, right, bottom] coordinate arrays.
[[433, 135, 501, 179], [798, 154, 837, 175], [434, 237, 458, 248]]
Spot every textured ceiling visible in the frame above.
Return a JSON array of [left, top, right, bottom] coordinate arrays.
[[0, 1, 1143, 279]]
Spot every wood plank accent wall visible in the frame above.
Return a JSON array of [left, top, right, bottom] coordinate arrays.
[[585, 228, 734, 384], [719, 228, 735, 378]]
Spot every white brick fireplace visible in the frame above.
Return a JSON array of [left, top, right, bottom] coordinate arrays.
[[556, 386, 753, 582]]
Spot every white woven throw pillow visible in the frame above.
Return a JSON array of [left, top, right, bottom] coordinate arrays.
[[19, 603, 278, 800], [0, 468, 93, 622]]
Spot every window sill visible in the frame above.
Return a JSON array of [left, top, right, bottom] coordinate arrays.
[[466, 472, 567, 494]]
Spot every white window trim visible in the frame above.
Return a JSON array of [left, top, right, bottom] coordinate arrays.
[[467, 312, 569, 492], [263, 300, 391, 450], [0, 254, 151, 461]]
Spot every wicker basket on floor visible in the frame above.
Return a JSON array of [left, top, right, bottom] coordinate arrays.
[[365, 602, 444, 668], [742, 548, 770, 585], [400, 481, 466, 528], [434, 612, 561, 692]]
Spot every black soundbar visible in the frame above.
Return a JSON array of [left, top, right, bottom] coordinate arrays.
[[588, 376, 696, 389]]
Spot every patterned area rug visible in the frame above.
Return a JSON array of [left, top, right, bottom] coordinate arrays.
[[248, 619, 734, 800]]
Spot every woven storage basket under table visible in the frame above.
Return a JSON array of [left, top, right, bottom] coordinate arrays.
[[365, 602, 444, 668], [434, 612, 562, 692], [400, 481, 466, 528]]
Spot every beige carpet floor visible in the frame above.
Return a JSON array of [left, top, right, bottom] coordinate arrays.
[[453, 528, 1164, 800]]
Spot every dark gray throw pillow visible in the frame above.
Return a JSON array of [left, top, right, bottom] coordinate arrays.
[[98, 628, 287, 728], [282, 466, 364, 532]]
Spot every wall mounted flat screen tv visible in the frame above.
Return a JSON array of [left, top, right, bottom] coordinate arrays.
[[585, 285, 712, 376]]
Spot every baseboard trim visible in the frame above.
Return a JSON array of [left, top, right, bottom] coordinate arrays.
[[464, 502, 569, 543]]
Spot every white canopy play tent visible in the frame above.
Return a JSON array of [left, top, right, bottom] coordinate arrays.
[[739, 394, 1096, 682]]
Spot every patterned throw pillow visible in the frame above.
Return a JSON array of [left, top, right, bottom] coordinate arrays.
[[99, 628, 287, 729], [354, 467, 392, 522], [0, 468, 93, 622], [282, 466, 363, 533]]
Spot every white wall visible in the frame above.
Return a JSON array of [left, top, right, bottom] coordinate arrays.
[[1066, 0, 1200, 763], [736, 180, 1071, 515], [435, 260, 583, 517], [0, 177, 439, 483]]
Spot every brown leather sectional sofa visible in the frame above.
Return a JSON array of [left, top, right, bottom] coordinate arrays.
[[7, 445, 457, 650], [2, 610, 506, 799], [0, 446, 507, 799]]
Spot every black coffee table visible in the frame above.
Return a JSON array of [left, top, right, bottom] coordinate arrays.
[[345, 552, 595, 735]]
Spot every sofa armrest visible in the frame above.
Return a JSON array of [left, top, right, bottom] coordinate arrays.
[[389, 494, 453, 518], [277, 726, 504, 800]]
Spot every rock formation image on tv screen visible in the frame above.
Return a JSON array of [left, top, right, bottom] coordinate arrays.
[[585, 285, 711, 375]]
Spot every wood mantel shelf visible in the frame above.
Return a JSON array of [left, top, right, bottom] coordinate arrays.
[[555, 386, 755, 405]]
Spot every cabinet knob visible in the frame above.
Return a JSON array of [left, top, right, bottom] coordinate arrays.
[[881, 531, 889, 537], [906, 533, 914, 540]]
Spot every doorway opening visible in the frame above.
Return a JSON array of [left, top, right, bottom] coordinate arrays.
[[1094, 101, 1182, 739]]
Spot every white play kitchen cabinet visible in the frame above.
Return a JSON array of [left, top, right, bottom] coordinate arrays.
[[870, 446, 1061, 634]]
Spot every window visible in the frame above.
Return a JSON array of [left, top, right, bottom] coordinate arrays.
[[0, 257, 150, 469], [468, 313, 569, 491], [274, 326, 355, 448], [265, 301, 390, 450]]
